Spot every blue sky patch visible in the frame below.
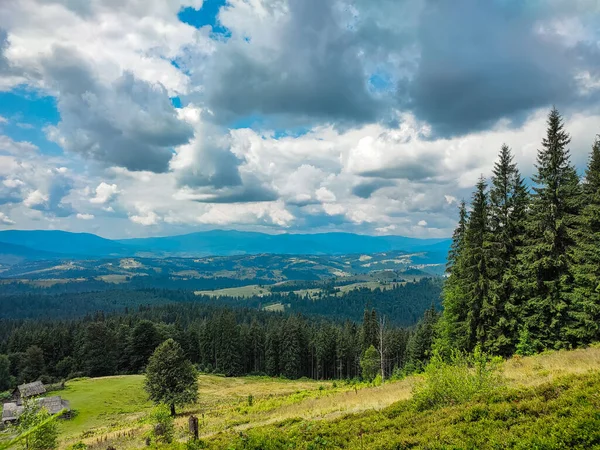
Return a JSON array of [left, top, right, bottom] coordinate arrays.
[[178, 1, 231, 39], [0, 89, 63, 155]]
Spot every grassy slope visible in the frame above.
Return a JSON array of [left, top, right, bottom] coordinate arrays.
[[194, 281, 404, 299], [48, 347, 600, 449]]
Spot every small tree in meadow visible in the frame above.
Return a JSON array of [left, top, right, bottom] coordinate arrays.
[[144, 339, 198, 416]]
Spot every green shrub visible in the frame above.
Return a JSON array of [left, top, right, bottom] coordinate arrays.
[[145, 405, 175, 444], [17, 401, 60, 450], [412, 347, 504, 411]]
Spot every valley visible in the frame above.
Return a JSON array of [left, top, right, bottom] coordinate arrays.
[[8, 347, 600, 449]]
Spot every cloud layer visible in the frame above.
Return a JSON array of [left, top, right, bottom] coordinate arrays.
[[0, 0, 599, 238]]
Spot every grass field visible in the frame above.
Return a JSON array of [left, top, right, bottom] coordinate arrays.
[[194, 284, 271, 297], [7, 347, 600, 449], [58, 376, 151, 441], [195, 280, 404, 300]]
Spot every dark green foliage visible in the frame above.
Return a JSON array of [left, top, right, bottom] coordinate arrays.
[[519, 107, 581, 350], [129, 320, 163, 373], [570, 136, 600, 345], [437, 201, 469, 354], [144, 339, 198, 416], [406, 306, 439, 369], [441, 108, 596, 357], [20, 346, 46, 384], [463, 177, 491, 351], [0, 294, 438, 385], [484, 144, 528, 356], [359, 345, 380, 381], [79, 322, 116, 378], [0, 354, 13, 390]]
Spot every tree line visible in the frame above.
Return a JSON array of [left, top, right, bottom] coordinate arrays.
[[438, 107, 600, 357], [0, 302, 439, 391], [0, 279, 441, 327]]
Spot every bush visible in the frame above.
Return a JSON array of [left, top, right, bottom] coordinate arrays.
[[412, 347, 504, 411], [18, 401, 60, 450], [145, 405, 175, 444]]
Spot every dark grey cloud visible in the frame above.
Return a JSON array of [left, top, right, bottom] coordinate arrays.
[[0, 184, 22, 206], [359, 160, 441, 181], [0, 29, 25, 81], [0, 30, 9, 73], [27, 172, 75, 217], [43, 46, 193, 172], [175, 138, 243, 189], [352, 180, 395, 198], [189, 182, 278, 204], [202, 0, 383, 126], [405, 0, 592, 136], [197, 0, 599, 136]]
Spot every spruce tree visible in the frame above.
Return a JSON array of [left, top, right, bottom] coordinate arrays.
[[483, 145, 528, 355], [519, 107, 581, 350], [570, 136, 600, 344], [462, 177, 491, 351], [438, 201, 470, 354]]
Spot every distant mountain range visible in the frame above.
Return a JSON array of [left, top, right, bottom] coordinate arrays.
[[0, 229, 451, 264]]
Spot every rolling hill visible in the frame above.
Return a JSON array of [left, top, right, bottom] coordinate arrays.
[[0, 229, 451, 261]]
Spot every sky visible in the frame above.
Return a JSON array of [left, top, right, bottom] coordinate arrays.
[[0, 0, 599, 239]]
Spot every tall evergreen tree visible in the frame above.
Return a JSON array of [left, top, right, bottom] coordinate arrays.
[[519, 107, 581, 350], [570, 136, 600, 344], [406, 306, 438, 369], [463, 177, 491, 351], [129, 320, 162, 372], [438, 201, 470, 354], [483, 145, 528, 355], [19, 346, 46, 383]]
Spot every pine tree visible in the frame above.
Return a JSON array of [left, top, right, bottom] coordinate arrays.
[[438, 201, 470, 354], [406, 305, 439, 370], [483, 145, 528, 355], [463, 177, 491, 351], [519, 107, 581, 350], [0, 354, 13, 390], [19, 346, 46, 384], [265, 323, 280, 377], [570, 136, 600, 344], [129, 320, 162, 373]]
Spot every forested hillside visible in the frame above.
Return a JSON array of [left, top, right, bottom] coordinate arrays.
[[0, 302, 438, 389], [439, 108, 600, 356], [0, 278, 441, 323]]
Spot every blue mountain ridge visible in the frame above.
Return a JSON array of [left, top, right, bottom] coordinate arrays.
[[0, 229, 451, 261]]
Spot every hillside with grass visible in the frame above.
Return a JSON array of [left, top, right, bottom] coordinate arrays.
[[3, 346, 598, 450]]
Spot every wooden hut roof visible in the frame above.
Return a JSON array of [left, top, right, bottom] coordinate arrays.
[[2, 402, 24, 422], [38, 396, 70, 415], [18, 381, 46, 398]]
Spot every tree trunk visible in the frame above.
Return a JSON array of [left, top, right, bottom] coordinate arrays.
[[170, 403, 176, 416], [379, 316, 386, 382]]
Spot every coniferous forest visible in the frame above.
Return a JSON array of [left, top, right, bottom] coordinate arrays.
[[439, 107, 600, 356], [0, 303, 438, 389]]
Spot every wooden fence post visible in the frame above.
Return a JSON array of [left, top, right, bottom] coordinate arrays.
[[189, 415, 199, 440]]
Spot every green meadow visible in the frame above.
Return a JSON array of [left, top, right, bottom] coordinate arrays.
[[14, 346, 599, 449]]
